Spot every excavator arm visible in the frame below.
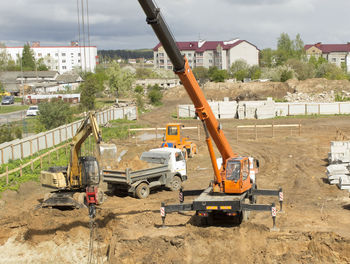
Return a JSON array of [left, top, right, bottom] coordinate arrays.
[[138, 0, 239, 191], [68, 112, 102, 187]]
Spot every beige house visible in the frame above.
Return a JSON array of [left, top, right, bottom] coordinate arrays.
[[153, 38, 259, 70], [305, 42, 350, 71]]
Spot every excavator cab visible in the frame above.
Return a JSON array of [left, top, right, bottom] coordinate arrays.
[[223, 157, 252, 194], [79, 156, 100, 187]]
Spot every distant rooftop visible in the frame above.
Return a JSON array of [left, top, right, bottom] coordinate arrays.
[[305, 42, 350, 53]]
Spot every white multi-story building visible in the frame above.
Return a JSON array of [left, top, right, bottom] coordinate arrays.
[[153, 38, 259, 70], [5, 41, 98, 74]]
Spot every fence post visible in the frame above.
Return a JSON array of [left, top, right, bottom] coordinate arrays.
[[45, 134, 48, 149], [31, 160, 34, 172], [59, 128, 62, 144], [30, 140, 33, 156], [1, 148, 3, 165], [37, 137, 40, 152], [11, 145, 14, 161], [6, 166, 8, 185], [20, 142, 24, 159], [52, 131, 55, 146]]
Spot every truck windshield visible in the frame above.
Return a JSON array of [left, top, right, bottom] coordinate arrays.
[[226, 160, 241, 182], [167, 126, 178, 135]]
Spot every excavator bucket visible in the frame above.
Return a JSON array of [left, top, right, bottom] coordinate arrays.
[[41, 191, 86, 209]]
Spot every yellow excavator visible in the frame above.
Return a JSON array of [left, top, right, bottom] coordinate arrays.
[[40, 112, 111, 209]]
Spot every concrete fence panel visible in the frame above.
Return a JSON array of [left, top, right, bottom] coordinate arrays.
[[306, 104, 319, 115], [218, 101, 237, 119], [319, 103, 339, 115], [288, 103, 306, 115], [340, 103, 350, 114]]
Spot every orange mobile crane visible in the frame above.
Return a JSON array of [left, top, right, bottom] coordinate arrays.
[[138, 0, 284, 227]]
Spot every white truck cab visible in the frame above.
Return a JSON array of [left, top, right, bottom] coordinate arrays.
[[141, 147, 187, 178]]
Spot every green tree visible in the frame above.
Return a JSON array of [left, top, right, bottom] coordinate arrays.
[[293, 33, 305, 60], [38, 100, 73, 130], [134, 85, 144, 94], [21, 43, 36, 71], [192, 66, 209, 81], [230, 59, 249, 81], [260, 48, 275, 67], [80, 74, 100, 110], [148, 84, 163, 105], [286, 58, 315, 80], [37, 58, 48, 71], [0, 81, 4, 93], [0, 125, 14, 144], [106, 61, 135, 97], [248, 65, 262, 80], [316, 63, 348, 80]]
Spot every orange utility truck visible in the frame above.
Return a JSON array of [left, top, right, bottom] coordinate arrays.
[[161, 123, 197, 158], [138, 0, 284, 228]]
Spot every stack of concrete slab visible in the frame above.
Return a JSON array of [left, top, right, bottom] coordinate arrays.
[[178, 105, 196, 118], [218, 101, 237, 119], [339, 176, 350, 190], [326, 163, 349, 184], [328, 141, 350, 163], [256, 98, 276, 119]]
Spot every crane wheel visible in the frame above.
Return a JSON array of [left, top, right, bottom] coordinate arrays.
[[135, 183, 150, 199]]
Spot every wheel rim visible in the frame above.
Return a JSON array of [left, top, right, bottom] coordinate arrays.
[[141, 186, 147, 196]]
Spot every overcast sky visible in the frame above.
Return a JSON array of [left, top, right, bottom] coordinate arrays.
[[1, 0, 350, 50]]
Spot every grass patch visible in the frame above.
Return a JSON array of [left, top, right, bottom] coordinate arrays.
[[102, 119, 144, 141], [0, 105, 28, 114]]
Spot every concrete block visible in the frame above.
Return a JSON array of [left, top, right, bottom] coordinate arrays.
[[209, 102, 219, 119], [256, 105, 275, 119], [338, 175, 350, 190], [218, 101, 237, 119], [237, 105, 245, 119]]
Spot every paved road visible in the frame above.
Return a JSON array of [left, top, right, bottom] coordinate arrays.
[[0, 110, 28, 125]]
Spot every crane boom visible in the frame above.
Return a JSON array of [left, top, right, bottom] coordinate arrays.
[[138, 0, 236, 166]]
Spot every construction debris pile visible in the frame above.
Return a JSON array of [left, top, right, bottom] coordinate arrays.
[[284, 90, 350, 103], [327, 141, 350, 191]]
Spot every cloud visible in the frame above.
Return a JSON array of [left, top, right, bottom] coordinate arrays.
[[0, 0, 349, 50]]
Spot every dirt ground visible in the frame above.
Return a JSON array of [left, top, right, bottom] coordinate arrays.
[[1, 80, 350, 263]]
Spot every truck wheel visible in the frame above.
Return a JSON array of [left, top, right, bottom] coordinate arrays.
[[136, 183, 150, 199], [170, 176, 182, 191]]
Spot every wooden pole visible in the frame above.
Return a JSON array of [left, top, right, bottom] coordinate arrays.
[[59, 128, 62, 144], [31, 160, 34, 172], [11, 145, 14, 161], [6, 166, 8, 185], [52, 131, 55, 146], [37, 137, 40, 151], [20, 142, 23, 159], [30, 140, 33, 156], [45, 134, 48, 149]]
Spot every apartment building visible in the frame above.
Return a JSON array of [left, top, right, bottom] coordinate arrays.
[[5, 41, 97, 74], [153, 38, 259, 70], [305, 42, 350, 71]]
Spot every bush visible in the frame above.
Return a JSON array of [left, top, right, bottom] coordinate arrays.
[[135, 94, 145, 112], [261, 65, 296, 82], [286, 58, 315, 80], [148, 84, 163, 105], [38, 100, 73, 130], [134, 85, 144, 94]]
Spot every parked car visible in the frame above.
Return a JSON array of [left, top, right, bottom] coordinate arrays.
[[1, 96, 14, 105], [26, 105, 39, 116]]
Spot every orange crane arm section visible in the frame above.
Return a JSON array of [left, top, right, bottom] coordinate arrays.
[[177, 60, 236, 162]]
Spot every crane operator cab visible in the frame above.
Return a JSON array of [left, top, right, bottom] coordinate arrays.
[[223, 157, 252, 194]]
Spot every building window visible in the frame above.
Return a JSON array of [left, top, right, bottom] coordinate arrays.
[[47, 53, 50, 57], [62, 59, 66, 63], [56, 66, 58, 69], [332, 58, 336, 62], [71, 53, 74, 56], [78, 60, 81, 63], [78, 53, 81, 57], [55, 53, 58, 57], [209, 59, 213, 63], [62, 53, 66, 56], [62, 66, 67, 69], [197, 52, 203, 57], [341, 58, 345, 61], [188, 53, 192, 57]]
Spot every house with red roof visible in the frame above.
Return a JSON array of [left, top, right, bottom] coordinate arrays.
[[305, 42, 350, 71], [153, 38, 259, 70]]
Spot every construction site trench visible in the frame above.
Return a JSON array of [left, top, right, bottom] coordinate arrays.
[[1, 81, 350, 263]]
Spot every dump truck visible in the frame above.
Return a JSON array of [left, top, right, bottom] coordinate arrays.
[[103, 148, 187, 199], [137, 0, 283, 228], [161, 123, 197, 158]]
